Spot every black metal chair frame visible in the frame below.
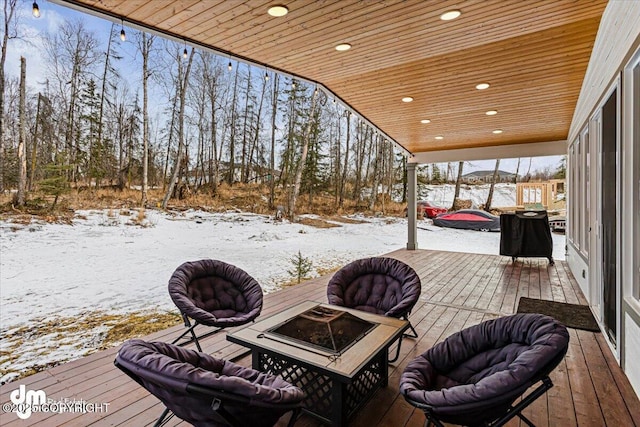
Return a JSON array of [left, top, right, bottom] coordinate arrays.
[[114, 358, 302, 427], [170, 313, 225, 352], [389, 313, 418, 363], [404, 376, 553, 427]]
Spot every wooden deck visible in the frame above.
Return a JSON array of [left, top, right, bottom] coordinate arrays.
[[2, 249, 639, 427]]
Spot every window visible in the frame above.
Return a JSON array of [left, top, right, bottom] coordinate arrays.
[[632, 57, 640, 297], [568, 128, 589, 256], [568, 143, 573, 244], [580, 128, 589, 257], [568, 142, 578, 247]]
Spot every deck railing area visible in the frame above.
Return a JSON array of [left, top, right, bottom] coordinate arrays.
[[1, 249, 639, 427]]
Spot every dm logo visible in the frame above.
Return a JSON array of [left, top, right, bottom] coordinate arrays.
[[10, 385, 46, 419]]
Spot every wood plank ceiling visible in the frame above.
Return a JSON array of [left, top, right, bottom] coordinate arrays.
[[53, 0, 607, 155]]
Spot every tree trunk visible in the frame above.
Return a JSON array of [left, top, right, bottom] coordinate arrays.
[[240, 68, 251, 182], [0, 0, 18, 192], [269, 73, 278, 208], [96, 24, 115, 189], [205, 58, 219, 196], [163, 94, 179, 190], [338, 111, 350, 208], [162, 48, 195, 209], [227, 64, 239, 185], [288, 89, 318, 220], [368, 134, 381, 211], [452, 161, 464, 210], [17, 57, 26, 206], [485, 159, 500, 211], [29, 93, 42, 191], [525, 157, 533, 182], [247, 74, 266, 183], [332, 121, 340, 207], [141, 33, 152, 206]]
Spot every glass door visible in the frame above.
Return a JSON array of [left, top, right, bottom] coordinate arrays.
[[601, 89, 618, 344]]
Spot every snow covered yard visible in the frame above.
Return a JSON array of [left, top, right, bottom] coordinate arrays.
[[0, 201, 565, 382]]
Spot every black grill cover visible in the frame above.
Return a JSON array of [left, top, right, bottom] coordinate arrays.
[[500, 211, 553, 261]]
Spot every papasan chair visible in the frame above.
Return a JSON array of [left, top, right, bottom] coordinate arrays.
[[327, 256, 422, 362], [115, 339, 305, 427], [400, 313, 569, 427], [168, 259, 263, 351]]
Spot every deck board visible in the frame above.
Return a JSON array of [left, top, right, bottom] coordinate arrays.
[[1, 249, 638, 427]]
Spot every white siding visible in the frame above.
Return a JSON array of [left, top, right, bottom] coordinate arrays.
[[625, 313, 640, 397], [567, 0, 640, 398], [567, 245, 589, 297], [568, 1, 640, 142]]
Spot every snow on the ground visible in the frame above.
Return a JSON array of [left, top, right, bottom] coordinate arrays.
[[0, 183, 565, 379]]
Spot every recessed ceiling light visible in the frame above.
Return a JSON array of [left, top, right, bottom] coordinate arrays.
[[435, 135, 444, 140], [476, 83, 490, 90], [485, 110, 498, 115], [440, 10, 461, 21], [420, 119, 431, 124], [267, 5, 288, 17], [492, 129, 503, 134], [335, 43, 351, 51], [402, 97, 414, 103]]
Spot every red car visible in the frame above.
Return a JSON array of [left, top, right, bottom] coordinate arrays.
[[404, 201, 447, 218]]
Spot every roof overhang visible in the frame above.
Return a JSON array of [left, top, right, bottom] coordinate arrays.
[[409, 140, 567, 164], [50, 0, 606, 160]]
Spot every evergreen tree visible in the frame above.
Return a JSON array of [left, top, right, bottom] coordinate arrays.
[[79, 79, 102, 185], [554, 156, 567, 179]]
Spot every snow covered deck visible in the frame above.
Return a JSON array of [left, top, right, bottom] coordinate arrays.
[[1, 249, 639, 427]]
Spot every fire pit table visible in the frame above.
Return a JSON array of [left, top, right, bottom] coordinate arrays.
[[226, 300, 409, 426]]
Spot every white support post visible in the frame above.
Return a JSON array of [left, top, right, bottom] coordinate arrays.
[[407, 162, 418, 250]]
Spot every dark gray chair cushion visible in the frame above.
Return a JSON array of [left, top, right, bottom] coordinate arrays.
[[400, 313, 569, 426], [115, 339, 304, 427], [169, 259, 263, 327], [327, 257, 421, 318]]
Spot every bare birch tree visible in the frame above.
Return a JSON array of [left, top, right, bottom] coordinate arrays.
[[139, 32, 154, 205], [268, 73, 278, 208], [16, 56, 26, 205], [452, 161, 464, 210], [288, 88, 318, 219], [162, 47, 195, 209], [485, 159, 500, 211], [338, 110, 350, 208], [1, 0, 18, 192], [368, 134, 381, 211]]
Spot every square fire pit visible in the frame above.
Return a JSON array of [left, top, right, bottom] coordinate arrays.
[[226, 301, 409, 426], [267, 305, 377, 355]]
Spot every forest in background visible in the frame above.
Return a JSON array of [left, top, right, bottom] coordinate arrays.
[[0, 1, 565, 219]]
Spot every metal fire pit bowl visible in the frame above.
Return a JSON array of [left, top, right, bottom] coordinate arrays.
[[267, 305, 377, 355]]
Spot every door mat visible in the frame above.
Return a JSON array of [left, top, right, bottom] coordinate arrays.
[[516, 297, 600, 332]]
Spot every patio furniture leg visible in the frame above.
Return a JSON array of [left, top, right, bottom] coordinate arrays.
[[286, 408, 302, 427], [404, 320, 418, 338], [390, 320, 417, 363], [389, 336, 402, 363], [153, 407, 173, 427], [424, 416, 445, 427], [171, 315, 203, 351], [487, 376, 553, 427], [171, 315, 226, 352]]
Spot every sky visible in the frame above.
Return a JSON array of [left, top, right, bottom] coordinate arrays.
[[0, 183, 566, 380], [464, 156, 563, 175], [4, 1, 564, 174]]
